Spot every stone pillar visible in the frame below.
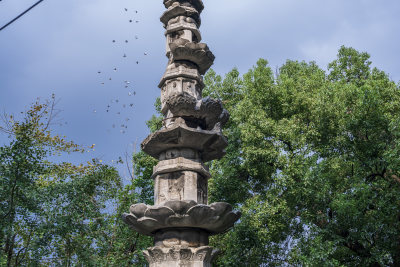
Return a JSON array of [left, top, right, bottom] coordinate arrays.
[[123, 1, 241, 266]]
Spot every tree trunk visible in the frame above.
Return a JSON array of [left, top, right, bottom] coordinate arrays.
[[6, 233, 16, 267]]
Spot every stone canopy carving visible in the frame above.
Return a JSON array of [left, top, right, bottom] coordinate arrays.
[[124, 1, 240, 266], [141, 118, 228, 162]]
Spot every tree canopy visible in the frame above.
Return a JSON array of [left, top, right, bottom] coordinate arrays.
[[204, 46, 400, 266]]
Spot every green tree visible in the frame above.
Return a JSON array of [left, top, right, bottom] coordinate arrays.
[[0, 99, 123, 266], [203, 47, 400, 266]]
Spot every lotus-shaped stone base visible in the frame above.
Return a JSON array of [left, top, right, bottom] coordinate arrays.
[[123, 200, 241, 236], [169, 39, 214, 75]]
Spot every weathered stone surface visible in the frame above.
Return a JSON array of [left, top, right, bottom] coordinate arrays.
[[154, 228, 209, 248], [141, 118, 227, 162], [166, 15, 201, 42], [158, 148, 200, 160], [165, 93, 229, 130], [152, 157, 210, 179], [163, 0, 204, 13], [123, 1, 242, 265], [123, 200, 241, 236], [154, 170, 208, 205], [159, 61, 204, 89], [161, 4, 201, 27], [144, 246, 218, 267], [169, 39, 215, 75], [160, 77, 203, 114]]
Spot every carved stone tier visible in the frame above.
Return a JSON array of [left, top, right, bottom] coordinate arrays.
[[166, 16, 201, 42], [159, 62, 204, 89], [144, 246, 218, 267], [141, 118, 227, 162], [169, 39, 215, 75], [152, 157, 210, 179], [123, 200, 241, 236], [164, 93, 229, 130], [161, 4, 201, 27], [160, 77, 203, 114], [163, 0, 204, 13], [165, 16, 202, 56]]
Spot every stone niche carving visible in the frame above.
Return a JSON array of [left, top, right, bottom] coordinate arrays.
[[165, 16, 201, 56], [161, 3, 201, 27], [159, 148, 200, 161], [163, 0, 204, 13], [159, 61, 203, 89], [154, 170, 208, 205], [167, 16, 201, 41], [160, 77, 202, 114]]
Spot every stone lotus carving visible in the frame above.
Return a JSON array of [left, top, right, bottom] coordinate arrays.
[[141, 117, 228, 162], [144, 246, 218, 265], [169, 39, 215, 75], [161, 4, 201, 27], [163, 0, 204, 13], [123, 200, 241, 236], [165, 92, 229, 130]]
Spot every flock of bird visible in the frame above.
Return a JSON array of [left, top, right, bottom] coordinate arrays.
[[94, 7, 148, 135]]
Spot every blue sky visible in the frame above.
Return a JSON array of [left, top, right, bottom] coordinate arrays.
[[1, 0, 399, 176]]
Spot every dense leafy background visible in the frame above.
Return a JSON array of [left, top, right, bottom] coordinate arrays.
[[1, 47, 400, 266]]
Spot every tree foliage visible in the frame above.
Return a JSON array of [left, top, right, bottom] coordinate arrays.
[[204, 46, 400, 266], [0, 99, 151, 266]]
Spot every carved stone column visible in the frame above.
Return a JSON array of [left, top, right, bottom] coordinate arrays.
[[123, 1, 241, 266]]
